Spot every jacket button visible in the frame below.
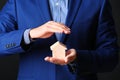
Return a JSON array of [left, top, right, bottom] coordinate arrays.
[[5, 43, 16, 48], [11, 43, 16, 47], [6, 44, 10, 48]]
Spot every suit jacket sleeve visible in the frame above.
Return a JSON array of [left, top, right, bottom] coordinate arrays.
[[0, 0, 26, 56], [76, 0, 119, 73]]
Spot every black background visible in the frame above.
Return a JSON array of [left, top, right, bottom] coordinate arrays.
[[0, 0, 120, 80]]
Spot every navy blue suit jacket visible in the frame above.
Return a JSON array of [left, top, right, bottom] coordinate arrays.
[[0, 0, 119, 80]]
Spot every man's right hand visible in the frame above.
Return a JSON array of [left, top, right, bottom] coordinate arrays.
[[29, 21, 71, 39]]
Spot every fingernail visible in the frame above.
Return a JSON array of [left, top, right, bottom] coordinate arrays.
[[67, 28, 70, 30], [64, 58, 68, 63], [65, 31, 70, 34], [44, 57, 48, 61]]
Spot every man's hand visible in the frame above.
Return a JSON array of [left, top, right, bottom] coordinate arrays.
[[29, 21, 70, 39], [44, 49, 77, 65]]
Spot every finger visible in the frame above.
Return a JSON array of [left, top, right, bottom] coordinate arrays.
[[44, 57, 57, 63], [65, 49, 76, 63], [44, 57, 66, 65], [44, 56, 51, 61], [46, 21, 71, 34], [46, 25, 71, 34], [47, 21, 70, 30], [44, 56, 56, 63], [45, 25, 65, 33]]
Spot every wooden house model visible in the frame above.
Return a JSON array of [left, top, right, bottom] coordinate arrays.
[[50, 41, 67, 59]]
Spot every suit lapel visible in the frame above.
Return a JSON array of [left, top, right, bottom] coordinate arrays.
[[37, 0, 82, 43], [37, 0, 52, 22], [66, 0, 82, 27], [37, 0, 82, 26], [61, 0, 82, 42]]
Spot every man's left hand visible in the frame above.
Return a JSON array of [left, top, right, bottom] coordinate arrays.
[[44, 49, 76, 65]]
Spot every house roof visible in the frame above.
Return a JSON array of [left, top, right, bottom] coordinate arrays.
[[50, 41, 67, 50]]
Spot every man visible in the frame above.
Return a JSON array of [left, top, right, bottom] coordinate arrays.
[[0, 0, 119, 80]]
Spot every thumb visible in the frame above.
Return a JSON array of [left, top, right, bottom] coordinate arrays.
[[65, 49, 76, 63]]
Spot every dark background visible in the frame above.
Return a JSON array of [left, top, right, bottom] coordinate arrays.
[[0, 0, 120, 80]]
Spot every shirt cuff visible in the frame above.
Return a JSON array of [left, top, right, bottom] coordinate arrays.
[[24, 29, 32, 45]]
